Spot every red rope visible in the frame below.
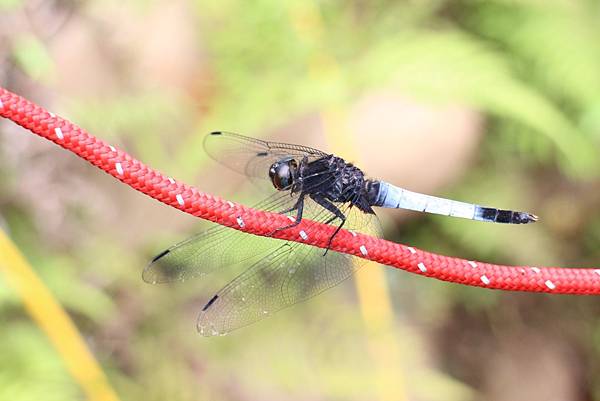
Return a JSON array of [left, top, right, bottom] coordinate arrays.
[[1, 87, 598, 294]]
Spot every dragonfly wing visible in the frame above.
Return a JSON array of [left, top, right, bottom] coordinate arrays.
[[143, 191, 299, 284], [197, 199, 382, 336], [203, 131, 328, 182], [144, 165, 343, 284]]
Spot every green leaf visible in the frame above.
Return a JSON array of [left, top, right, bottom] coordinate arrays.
[[354, 30, 599, 177]]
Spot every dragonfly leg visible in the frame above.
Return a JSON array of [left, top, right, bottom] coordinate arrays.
[[309, 194, 347, 254], [279, 200, 299, 215], [268, 193, 306, 236]]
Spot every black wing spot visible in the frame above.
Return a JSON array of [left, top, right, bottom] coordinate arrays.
[[202, 295, 219, 311], [209, 131, 223, 136], [256, 151, 268, 156], [150, 249, 170, 263]]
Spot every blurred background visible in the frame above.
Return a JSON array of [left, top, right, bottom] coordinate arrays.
[[1, 0, 600, 400]]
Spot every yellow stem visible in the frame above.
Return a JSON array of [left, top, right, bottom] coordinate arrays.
[[288, 3, 407, 400], [0, 229, 121, 401]]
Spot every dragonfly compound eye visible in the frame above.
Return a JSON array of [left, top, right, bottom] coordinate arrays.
[[269, 158, 297, 190]]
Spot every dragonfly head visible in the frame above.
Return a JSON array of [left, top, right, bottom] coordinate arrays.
[[269, 157, 298, 191]]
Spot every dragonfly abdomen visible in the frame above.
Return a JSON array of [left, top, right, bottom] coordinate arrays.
[[370, 181, 538, 224]]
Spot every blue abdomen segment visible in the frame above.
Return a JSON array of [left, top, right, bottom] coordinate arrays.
[[372, 181, 537, 224]]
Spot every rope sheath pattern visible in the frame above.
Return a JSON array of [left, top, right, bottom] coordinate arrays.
[[1, 87, 599, 295]]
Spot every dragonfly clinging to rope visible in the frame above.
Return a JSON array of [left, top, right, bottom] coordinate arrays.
[[144, 132, 538, 336]]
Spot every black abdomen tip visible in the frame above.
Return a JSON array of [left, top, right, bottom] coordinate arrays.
[[508, 211, 539, 224], [478, 208, 539, 224], [150, 249, 170, 263], [209, 131, 222, 136], [518, 213, 539, 224]]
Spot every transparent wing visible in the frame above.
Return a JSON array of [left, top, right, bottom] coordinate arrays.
[[203, 131, 328, 182], [143, 166, 341, 284], [197, 199, 382, 336], [142, 191, 300, 284], [147, 133, 382, 335]]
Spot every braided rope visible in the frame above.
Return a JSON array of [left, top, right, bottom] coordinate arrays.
[[1, 87, 599, 294]]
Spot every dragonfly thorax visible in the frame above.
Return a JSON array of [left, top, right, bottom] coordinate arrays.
[[269, 157, 298, 190]]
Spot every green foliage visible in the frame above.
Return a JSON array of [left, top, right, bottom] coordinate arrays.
[[0, 0, 21, 11], [11, 34, 55, 84], [0, 324, 80, 401]]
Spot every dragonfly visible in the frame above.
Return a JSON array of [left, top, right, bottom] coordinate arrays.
[[143, 131, 538, 336]]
